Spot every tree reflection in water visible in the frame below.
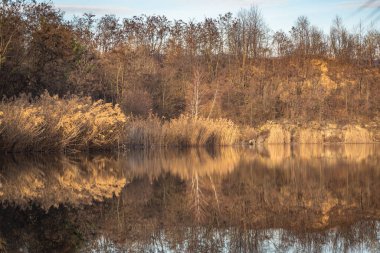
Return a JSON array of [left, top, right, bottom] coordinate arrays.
[[0, 145, 379, 252]]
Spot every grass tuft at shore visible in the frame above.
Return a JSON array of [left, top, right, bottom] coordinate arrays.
[[124, 115, 240, 147], [0, 92, 126, 152]]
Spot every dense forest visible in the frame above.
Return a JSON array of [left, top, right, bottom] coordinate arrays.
[[1, 0, 380, 125]]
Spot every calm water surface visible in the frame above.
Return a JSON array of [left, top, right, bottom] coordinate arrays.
[[0, 145, 379, 252]]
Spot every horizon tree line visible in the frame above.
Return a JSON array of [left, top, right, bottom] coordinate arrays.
[[1, 0, 379, 124]]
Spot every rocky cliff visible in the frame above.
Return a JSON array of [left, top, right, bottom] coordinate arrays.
[[246, 121, 380, 144]]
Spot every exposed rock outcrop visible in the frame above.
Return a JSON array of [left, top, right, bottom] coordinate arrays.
[[249, 121, 379, 144]]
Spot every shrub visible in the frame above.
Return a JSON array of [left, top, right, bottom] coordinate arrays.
[[120, 89, 153, 117]]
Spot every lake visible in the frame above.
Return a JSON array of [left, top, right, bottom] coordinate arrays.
[[0, 145, 379, 252]]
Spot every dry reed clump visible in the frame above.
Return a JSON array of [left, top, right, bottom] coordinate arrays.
[[0, 92, 126, 152], [343, 125, 373, 144], [258, 123, 291, 144], [124, 115, 240, 147], [298, 128, 324, 144], [0, 238, 5, 252], [124, 116, 163, 146], [164, 116, 240, 146]]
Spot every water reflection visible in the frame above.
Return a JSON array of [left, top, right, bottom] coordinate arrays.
[[0, 145, 379, 252], [0, 154, 126, 208]]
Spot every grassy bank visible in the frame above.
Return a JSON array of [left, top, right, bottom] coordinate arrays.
[[1, 94, 378, 153], [0, 93, 127, 152], [0, 94, 240, 152]]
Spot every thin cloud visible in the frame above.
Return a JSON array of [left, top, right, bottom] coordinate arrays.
[[56, 1, 287, 18], [340, 0, 380, 25], [366, 5, 380, 19], [55, 4, 133, 15], [204, 0, 287, 7], [152, 0, 287, 10], [340, 0, 380, 9]]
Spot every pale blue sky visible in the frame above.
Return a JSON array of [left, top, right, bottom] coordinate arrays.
[[53, 0, 380, 32]]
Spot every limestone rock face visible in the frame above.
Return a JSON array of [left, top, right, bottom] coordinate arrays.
[[250, 121, 379, 144]]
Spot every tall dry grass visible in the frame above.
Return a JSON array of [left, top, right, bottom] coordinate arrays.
[[0, 94, 240, 152], [0, 92, 126, 152], [124, 116, 164, 147], [164, 116, 240, 146], [124, 115, 240, 147]]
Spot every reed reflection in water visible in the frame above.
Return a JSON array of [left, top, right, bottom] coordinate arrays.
[[0, 144, 379, 252]]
